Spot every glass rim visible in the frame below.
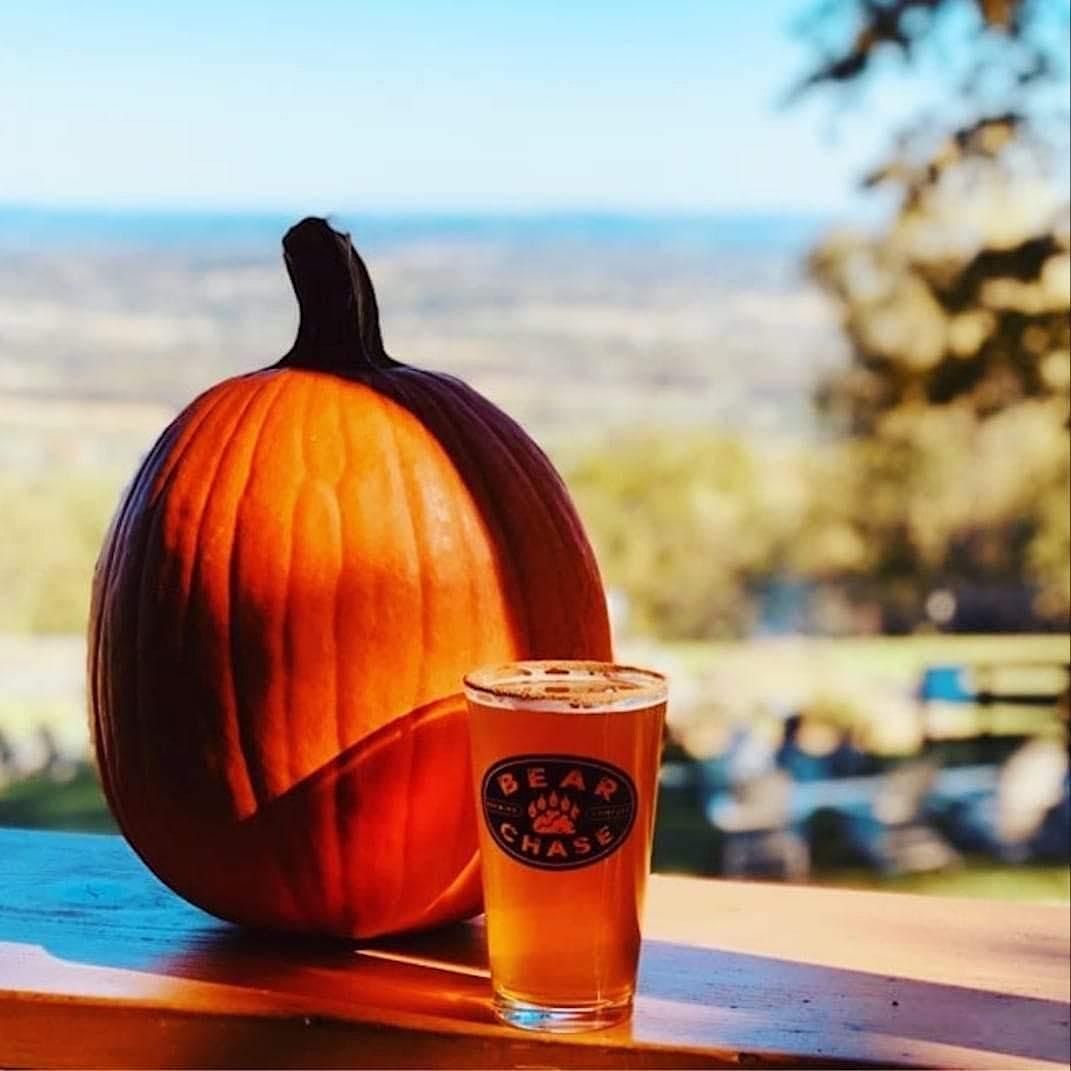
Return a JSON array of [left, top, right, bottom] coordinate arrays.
[[463, 659, 667, 713]]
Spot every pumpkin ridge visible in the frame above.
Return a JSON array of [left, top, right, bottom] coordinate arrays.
[[91, 446, 150, 801], [427, 376, 560, 647], [123, 486, 167, 834], [223, 374, 310, 927], [384, 370, 530, 654], [281, 412, 302, 795], [132, 384, 256, 817], [332, 380, 421, 741], [451, 414, 489, 672], [92, 414, 185, 835], [447, 374, 609, 654], [328, 376, 347, 756], [159, 382, 248, 505], [232, 371, 301, 807], [283, 375, 312, 792], [296, 373, 346, 924], [228, 371, 294, 811], [103, 406, 212, 834], [169, 379, 275, 661], [329, 377, 354, 923], [377, 386, 427, 713], [183, 374, 279, 817], [150, 378, 252, 503], [372, 389, 423, 926], [329, 376, 354, 755], [416, 375, 529, 656]]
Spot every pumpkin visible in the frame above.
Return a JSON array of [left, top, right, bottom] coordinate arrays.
[[88, 217, 612, 939]]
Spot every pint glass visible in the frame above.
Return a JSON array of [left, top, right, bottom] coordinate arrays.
[[464, 660, 667, 1032]]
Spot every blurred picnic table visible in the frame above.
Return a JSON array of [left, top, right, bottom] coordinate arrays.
[[782, 762, 999, 822]]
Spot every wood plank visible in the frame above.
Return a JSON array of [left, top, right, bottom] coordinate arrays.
[[0, 828, 1067, 1069]]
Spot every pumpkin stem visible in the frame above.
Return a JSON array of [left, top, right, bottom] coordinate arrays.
[[280, 217, 396, 371]]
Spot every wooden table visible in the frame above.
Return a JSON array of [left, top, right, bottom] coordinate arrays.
[[1, 829, 1068, 1069]]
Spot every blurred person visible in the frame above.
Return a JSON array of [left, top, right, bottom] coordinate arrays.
[[724, 718, 778, 787], [775, 714, 828, 782], [827, 728, 869, 779], [844, 759, 960, 875], [950, 734, 1069, 862]]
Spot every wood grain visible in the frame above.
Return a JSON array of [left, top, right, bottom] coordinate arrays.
[[0, 828, 1067, 1069]]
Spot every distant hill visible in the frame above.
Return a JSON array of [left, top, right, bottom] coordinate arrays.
[[0, 205, 830, 252], [0, 207, 846, 459]]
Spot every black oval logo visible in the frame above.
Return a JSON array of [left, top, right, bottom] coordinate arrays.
[[480, 754, 638, 870]]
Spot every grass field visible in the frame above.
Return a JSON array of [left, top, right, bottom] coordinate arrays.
[[663, 633, 1070, 682], [811, 860, 1071, 902], [0, 764, 116, 834]]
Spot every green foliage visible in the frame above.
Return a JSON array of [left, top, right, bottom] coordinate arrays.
[[0, 470, 123, 632], [798, 401, 1070, 605], [810, 205, 1070, 435], [803, 169, 1071, 622], [1029, 452, 1071, 615], [566, 417, 1068, 639], [813, 859, 1071, 902], [791, 0, 1071, 627], [565, 433, 804, 639], [0, 764, 116, 833]]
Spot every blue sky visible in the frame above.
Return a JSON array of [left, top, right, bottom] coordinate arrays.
[[0, 0, 996, 213]]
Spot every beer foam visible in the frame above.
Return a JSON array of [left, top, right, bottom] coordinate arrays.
[[464, 660, 666, 712]]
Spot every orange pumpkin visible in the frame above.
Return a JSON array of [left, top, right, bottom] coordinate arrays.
[[89, 218, 611, 938]]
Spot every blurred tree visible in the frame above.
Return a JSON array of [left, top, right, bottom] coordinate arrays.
[[0, 472, 122, 632], [792, 0, 1070, 629], [565, 435, 805, 639]]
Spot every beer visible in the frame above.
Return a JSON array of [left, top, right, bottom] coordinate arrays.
[[465, 661, 666, 1032]]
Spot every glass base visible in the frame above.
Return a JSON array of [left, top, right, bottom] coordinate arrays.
[[493, 991, 632, 1033]]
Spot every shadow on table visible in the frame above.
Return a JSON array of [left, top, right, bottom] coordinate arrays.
[[634, 938, 1069, 1068], [6, 900, 1066, 1068]]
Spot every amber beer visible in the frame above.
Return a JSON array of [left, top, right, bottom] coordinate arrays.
[[465, 661, 666, 1032]]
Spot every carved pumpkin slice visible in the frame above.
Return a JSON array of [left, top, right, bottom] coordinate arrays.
[[243, 692, 481, 938]]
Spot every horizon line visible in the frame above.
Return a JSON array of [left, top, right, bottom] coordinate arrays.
[[0, 200, 846, 221]]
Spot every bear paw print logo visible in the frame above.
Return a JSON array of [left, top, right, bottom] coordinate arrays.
[[482, 756, 638, 870], [528, 790, 581, 834]]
